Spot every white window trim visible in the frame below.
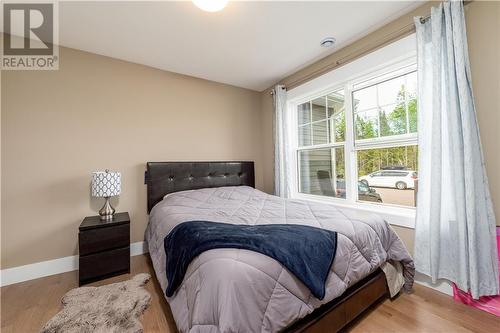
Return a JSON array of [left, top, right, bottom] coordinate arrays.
[[286, 34, 417, 229]]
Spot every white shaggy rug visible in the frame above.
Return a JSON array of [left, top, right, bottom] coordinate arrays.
[[41, 273, 152, 333]]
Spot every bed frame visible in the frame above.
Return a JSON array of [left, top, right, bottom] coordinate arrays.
[[145, 161, 255, 213], [145, 161, 389, 332]]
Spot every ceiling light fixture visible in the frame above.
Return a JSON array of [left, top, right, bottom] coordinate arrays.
[[192, 0, 228, 12], [320, 37, 336, 48]]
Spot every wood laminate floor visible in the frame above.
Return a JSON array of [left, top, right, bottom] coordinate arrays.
[[1, 255, 498, 333]]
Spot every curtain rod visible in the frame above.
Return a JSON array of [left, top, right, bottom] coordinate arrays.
[[270, 86, 286, 95], [271, 0, 472, 94], [418, 0, 472, 23]]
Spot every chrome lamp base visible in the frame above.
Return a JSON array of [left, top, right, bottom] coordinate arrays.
[[99, 197, 115, 221]]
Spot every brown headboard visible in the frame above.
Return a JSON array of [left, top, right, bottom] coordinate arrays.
[[145, 161, 255, 213]]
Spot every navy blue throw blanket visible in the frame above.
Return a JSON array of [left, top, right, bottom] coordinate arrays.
[[164, 221, 338, 300]]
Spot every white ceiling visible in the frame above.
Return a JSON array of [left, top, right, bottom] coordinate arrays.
[[20, 1, 423, 91]]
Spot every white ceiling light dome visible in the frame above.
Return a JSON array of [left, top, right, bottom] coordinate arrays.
[[193, 0, 228, 13]]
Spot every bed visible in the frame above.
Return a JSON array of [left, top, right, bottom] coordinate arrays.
[[144, 161, 414, 333]]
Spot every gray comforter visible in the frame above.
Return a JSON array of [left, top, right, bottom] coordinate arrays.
[[145, 186, 414, 333]]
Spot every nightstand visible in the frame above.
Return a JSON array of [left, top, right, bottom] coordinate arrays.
[[78, 212, 130, 285]]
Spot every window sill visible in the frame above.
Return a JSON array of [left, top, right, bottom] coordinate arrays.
[[291, 193, 416, 229]]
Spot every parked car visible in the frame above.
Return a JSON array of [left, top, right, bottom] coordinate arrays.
[[359, 170, 417, 190], [335, 180, 383, 203], [317, 170, 383, 202], [380, 165, 408, 170]]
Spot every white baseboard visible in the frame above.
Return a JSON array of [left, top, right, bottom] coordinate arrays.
[[0, 255, 80, 288], [1, 245, 456, 298], [0, 241, 148, 287], [413, 271, 453, 296]]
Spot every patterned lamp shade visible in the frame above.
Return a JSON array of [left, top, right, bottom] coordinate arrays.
[[91, 170, 121, 198]]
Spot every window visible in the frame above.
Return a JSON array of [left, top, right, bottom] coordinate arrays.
[[297, 90, 346, 199], [357, 145, 418, 206], [292, 62, 418, 208], [354, 70, 418, 207], [354, 71, 417, 140]]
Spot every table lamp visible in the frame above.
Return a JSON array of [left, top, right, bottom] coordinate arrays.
[[91, 169, 121, 221]]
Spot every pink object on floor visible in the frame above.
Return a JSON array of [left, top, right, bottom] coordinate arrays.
[[452, 227, 500, 316]]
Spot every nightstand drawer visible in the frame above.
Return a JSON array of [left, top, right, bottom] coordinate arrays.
[[79, 246, 130, 284], [79, 223, 129, 255]]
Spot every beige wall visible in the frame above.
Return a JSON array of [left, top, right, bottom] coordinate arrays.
[[2, 1, 499, 270], [467, 1, 500, 227], [1, 45, 263, 269], [260, 1, 500, 252]]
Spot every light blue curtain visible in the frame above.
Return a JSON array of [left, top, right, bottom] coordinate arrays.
[[272, 85, 290, 197], [414, 1, 498, 298]]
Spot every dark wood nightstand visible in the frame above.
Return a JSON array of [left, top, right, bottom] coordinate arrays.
[[78, 212, 130, 285]]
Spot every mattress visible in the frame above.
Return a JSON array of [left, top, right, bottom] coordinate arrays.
[[145, 186, 414, 333]]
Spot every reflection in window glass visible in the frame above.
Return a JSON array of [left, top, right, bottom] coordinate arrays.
[[357, 145, 418, 207], [298, 148, 345, 198]]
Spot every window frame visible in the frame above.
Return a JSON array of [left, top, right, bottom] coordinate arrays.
[[285, 35, 418, 228]]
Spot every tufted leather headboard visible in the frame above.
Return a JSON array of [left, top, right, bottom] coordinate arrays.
[[145, 161, 255, 213]]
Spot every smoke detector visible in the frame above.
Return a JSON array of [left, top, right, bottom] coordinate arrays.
[[320, 37, 336, 48]]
